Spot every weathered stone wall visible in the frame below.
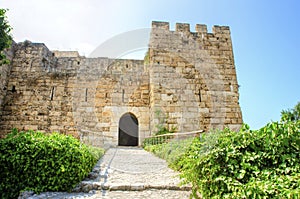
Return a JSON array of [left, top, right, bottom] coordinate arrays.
[[0, 41, 79, 138], [149, 21, 242, 132], [0, 42, 150, 147], [94, 59, 150, 146], [0, 21, 243, 147], [0, 42, 15, 111]]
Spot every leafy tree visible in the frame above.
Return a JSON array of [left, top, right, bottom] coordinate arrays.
[[281, 101, 300, 122], [0, 8, 13, 65]]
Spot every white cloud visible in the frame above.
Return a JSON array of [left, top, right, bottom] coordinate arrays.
[[0, 0, 149, 56]]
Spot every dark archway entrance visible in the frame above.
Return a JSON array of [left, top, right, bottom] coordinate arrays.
[[118, 113, 139, 146]]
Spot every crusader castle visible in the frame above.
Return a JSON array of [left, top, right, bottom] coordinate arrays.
[[0, 21, 243, 147]]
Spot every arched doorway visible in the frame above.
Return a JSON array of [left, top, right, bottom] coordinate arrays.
[[118, 113, 139, 146]]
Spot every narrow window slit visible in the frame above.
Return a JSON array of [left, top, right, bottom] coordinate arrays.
[[122, 89, 125, 103], [85, 88, 88, 102], [12, 85, 16, 93], [198, 89, 202, 102], [50, 86, 55, 101]]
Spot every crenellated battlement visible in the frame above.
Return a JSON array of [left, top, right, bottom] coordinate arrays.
[[151, 21, 230, 35], [176, 23, 190, 32], [195, 24, 207, 33], [151, 21, 170, 30]]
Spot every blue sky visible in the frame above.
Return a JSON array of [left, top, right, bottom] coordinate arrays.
[[1, 0, 299, 129]]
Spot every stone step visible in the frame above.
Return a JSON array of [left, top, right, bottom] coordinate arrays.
[[21, 148, 192, 199], [73, 181, 191, 193]]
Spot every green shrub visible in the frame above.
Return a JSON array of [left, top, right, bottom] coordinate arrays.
[[178, 122, 300, 198], [144, 137, 194, 170], [142, 125, 176, 147], [281, 101, 300, 122], [142, 134, 174, 147], [155, 126, 176, 135], [0, 129, 103, 199], [87, 145, 105, 160]]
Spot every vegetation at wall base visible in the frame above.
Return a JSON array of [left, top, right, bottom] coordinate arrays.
[[0, 129, 104, 199], [179, 122, 300, 198], [142, 121, 176, 147], [144, 137, 194, 170], [144, 121, 300, 198]]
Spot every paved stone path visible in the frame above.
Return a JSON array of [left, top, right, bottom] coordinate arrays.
[[25, 147, 191, 199]]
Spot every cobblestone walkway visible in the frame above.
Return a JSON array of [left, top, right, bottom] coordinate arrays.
[[26, 147, 191, 199]]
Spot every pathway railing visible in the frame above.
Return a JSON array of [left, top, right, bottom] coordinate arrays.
[[143, 130, 204, 146]]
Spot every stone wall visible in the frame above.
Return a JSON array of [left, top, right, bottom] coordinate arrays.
[[148, 21, 242, 132], [0, 41, 78, 138], [94, 59, 150, 146], [0, 42, 15, 111], [0, 21, 243, 147], [0, 41, 151, 147]]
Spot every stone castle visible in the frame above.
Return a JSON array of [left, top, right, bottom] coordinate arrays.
[[0, 21, 243, 147]]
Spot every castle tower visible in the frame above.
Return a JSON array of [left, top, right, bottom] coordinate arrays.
[[148, 21, 242, 133]]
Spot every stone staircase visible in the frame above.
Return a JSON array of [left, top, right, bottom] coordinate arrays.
[[22, 147, 191, 199]]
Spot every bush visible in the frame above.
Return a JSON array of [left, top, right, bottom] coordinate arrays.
[[142, 125, 176, 147], [144, 137, 194, 170], [142, 134, 174, 147], [86, 145, 105, 160], [178, 122, 300, 198], [281, 101, 300, 122], [0, 129, 103, 199]]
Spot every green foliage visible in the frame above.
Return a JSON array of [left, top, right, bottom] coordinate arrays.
[[154, 108, 177, 135], [144, 50, 150, 64], [142, 126, 176, 147], [144, 104, 300, 198], [86, 145, 105, 160], [142, 134, 173, 147], [142, 109, 176, 147], [178, 122, 300, 198], [281, 101, 300, 122], [0, 8, 13, 65], [144, 137, 194, 170], [155, 126, 176, 136], [0, 129, 103, 199]]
